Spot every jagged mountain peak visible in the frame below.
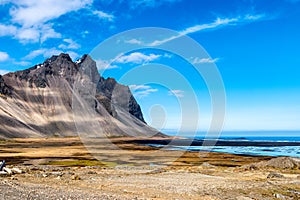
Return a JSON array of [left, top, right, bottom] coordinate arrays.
[[43, 53, 72, 65], [0, 53, 160, 138], [5, 53, 91, 88]]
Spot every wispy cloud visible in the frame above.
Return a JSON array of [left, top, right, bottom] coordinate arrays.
[[13, 61, 31, 66], [126, 0, 181, 9], [129, 85, 151, 90], [0, 51, 9, 62], [96, 52, 170, 70], [192, 57, 219, 64], [168, 89, 184, 98], [244, 14, 265, 20], [116, 52, 161, 64], [93, 10, 115, 22], [96, 59, 119, 70], [129, 84, 158, 98], [151, 14, 265, 46], [126, 14, 266, 46], [125, 39, 143, 45], [59, 39, 81, 50], [24, 48, 61, 60], [180, 17, 239, 35], [23, 48, 78, 60]]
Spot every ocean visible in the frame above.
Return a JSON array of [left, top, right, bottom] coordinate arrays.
[[156, 131, 300, 157]]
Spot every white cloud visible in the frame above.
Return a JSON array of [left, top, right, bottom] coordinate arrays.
[[0, 51, 9, 62], [81, 30, 89, 38], [15, 27, 40, 43], [10, 0, 93, 27], [24, 48, 62, 60], [59, 39, 80, 50], [96, 52, 169, 69], [129, 84, 151, 91], [192, 57, 219, 64], [163, 53, 172, 58], [129, 84, 158, 98], [0, 70, 10, 75], [1, 0, 92, 43], [1, 23, 62, 43], [168, 89, 184, 98], [149, 14, 265, 46], [244, 14, 265, 20], [13, 61, 31, 66], [181, 17, 238, 35], [116, 52, 160, 64], [0, 24, 17, 36], [24, 49, 47, 60], [93, 10, 115, 22], [96, 59, 119, 70], [39, 24, 62, 43], [24, 48, 79, 61], [128, 0, 181, 9], [125, 39, 143, 45]]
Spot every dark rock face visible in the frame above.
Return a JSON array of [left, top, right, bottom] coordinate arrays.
[[128, 95, 145, 123], [97, 77, 145, 122], [0, 53, 159, 138], [0, 75, 12, 96]]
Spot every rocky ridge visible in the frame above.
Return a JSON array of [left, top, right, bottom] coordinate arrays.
[[0, 53, 159, 138]]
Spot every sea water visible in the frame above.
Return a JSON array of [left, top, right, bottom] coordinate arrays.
[[160, 131, 300, 157]]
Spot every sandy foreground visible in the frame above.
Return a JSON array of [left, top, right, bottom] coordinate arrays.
[[0, 137, 300, 200]]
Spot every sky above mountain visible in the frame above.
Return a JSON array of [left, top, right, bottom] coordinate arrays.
[[0, 0, 300, 132]]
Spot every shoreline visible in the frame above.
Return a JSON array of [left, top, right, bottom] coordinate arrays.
[[123, 137, 300, 158], [125, 138, 300, 147]]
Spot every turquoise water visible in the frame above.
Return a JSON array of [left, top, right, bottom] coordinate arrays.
[[157, 131, 300, 157]]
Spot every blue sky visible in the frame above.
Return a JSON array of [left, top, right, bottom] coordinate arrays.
[[0, 0, 300, 132]]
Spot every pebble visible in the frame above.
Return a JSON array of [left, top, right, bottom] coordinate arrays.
[[0, 171, 9, 176], [71, 175, 81, 180], [267, 172, 284, 179], [273, 193, 287, 199], [87, 171, 97, 174], [236, 197, 254, 200]]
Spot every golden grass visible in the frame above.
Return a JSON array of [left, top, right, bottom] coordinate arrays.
[[43, 159, 118, 167], [43, 160, 103, 167]]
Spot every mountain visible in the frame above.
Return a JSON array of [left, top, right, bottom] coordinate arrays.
[[0, 53, 163, 138]]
